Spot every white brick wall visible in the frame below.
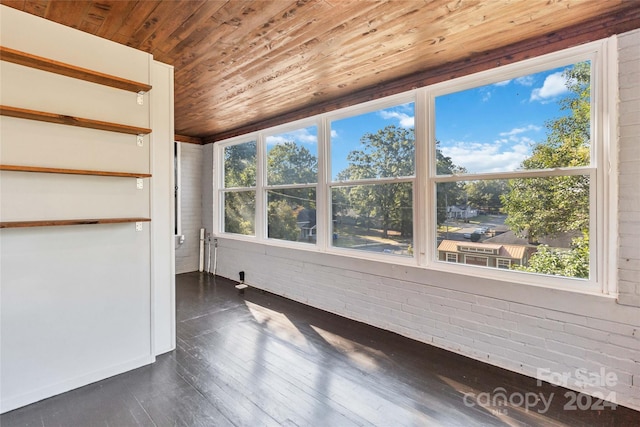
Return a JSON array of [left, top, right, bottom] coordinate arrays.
[[205, 30, 640, 411], [618, 29, 640, 308], [175, 143, 203, 274]]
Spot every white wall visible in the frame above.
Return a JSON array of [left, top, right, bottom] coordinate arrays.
[[0, 6, 174, 412], [175, 143, 204, 274], [617, 29, 640, 308], [208, 30, 640, 411]]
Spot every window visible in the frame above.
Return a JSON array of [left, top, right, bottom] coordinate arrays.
[[433, 56, 595, 282], [497, 259, 512, 269], [330, 103, 415, 257], [265, 126, 318, 243], [465, 256, 489, 267], [215, 40, 612, 293], [222, 140, 257, 236]]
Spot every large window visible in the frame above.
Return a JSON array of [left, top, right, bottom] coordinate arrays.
[[222, 140, 257, 236], [216, 40, 612, 293], [433, 59, 594, 281], [330, 104, 415, 256], [266, 126, 318, 243]]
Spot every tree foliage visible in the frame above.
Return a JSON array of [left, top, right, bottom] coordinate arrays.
[[436, 144, 467, 224], [515, 233, 589, 278], [465, 180, 508, 215], [267, 141, 317, 185], [335, 125, 414, 237], [502, 62, 591, 244], [502, 62, 591, 278]]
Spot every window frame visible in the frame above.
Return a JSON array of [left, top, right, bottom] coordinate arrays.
[[213, 38, 616, 295], [327, 96, 418, 260], [263, 121, 320, 244], [217, 136, 259, 239], [424, 39, 611, 293]]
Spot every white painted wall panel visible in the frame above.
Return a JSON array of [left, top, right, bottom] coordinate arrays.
[[0, 117, 150, 173], [0, 6, 149, 84], [0, 172, 150, 221], [150, 61, 176, 355], [0, 5, 174, 413], [0, 61, 149, 128], [0, 225, 152, 411]]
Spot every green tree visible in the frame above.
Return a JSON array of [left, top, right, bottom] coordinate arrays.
[[266, 142, 317, 241], [338, 125, 414, 237], [502, 62, 591, 278], [267, 141, 317, 185], [466, 180, 508, 215], [502, 62, 590, 244], [515, 233, 589, 278], [267, 199, 299, 241], [224, 141, 256, 187], [436, 142, 467, 225], [223, 141, 257, 235]]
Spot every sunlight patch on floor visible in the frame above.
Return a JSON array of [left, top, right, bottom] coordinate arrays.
[[244, 300, 310, 350], [310, 325, 391, 371]]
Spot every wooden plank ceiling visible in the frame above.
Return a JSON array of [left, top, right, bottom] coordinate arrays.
[[2, 0, 639, 143]]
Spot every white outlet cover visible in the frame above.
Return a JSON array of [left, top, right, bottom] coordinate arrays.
[[135, 222, 143, 231], [136, 179, 143, 190]]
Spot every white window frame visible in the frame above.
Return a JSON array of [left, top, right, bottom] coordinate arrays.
[[263, 121, 320, 244], [327, 95, 418, 261], [216, 136, 259, 239], [497, 259, 512, 269], [424, 39, 614, 294], [213, 38, 616, 295], [446, 253, 458, 263]]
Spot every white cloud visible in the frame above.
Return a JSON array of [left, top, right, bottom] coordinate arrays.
[[515, 75, 535, 86], [482, 91, 492, 102], [499, 124, 542, 137], [494, 79, 512, 86], [379, 110, 414, 128], [266, 128, 317, 146], [530, 71, 569, 101], [440, 140, 531, 173]]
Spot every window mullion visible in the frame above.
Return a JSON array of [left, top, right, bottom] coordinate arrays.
[[255, 134, 266, 240], [316, 117, 329, 250]]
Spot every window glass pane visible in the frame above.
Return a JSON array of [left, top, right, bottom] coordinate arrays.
[[331, 103, 415, 181], [435, 61, 591, 174], [224, 191, 255, 235], [266, 126, 318, 185], [224, 141, 257, 188], [267, 188, 317, 243], [436, 176, 590, 279], [332, 182, 413, 256]]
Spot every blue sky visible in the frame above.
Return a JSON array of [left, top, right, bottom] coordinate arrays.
[[266, 63, 581, 179]]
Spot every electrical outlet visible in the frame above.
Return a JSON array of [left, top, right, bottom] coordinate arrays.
[[136, 178, 143, 190], [137, 92, 144, 105], [137, 135, 144, 147], [135, 222, 143, 231]]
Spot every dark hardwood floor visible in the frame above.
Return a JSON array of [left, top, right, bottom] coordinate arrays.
[[2, 272, 639, 426]]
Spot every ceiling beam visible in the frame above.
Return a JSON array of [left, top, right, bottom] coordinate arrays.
[[175, 134, 203, 144]]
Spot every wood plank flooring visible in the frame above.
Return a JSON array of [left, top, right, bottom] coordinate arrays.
[[2, 272, 639, 426]]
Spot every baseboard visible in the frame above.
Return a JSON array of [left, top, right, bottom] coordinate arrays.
[[0, 354, 155, 414]]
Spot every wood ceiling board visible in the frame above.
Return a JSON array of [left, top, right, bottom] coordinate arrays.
[[2, 0, 637, 139]]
